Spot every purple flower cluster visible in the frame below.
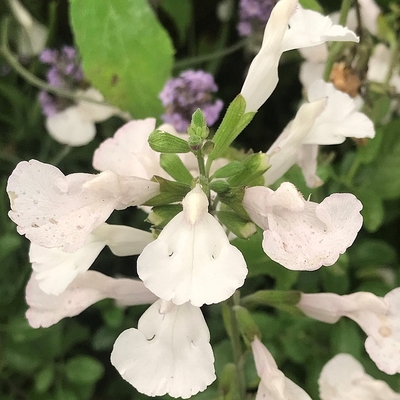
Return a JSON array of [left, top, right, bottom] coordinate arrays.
[[159, 70, 224, 132], [38, 46, 84, 117], [237, 0, 276, 37]]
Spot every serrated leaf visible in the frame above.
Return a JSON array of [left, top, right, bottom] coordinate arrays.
[[69, 0, 174, 118]]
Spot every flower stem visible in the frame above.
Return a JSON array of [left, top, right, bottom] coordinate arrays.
[[226, 295, 246, 400], [0, 17, 110, 106], [323, 0, 353, 80]]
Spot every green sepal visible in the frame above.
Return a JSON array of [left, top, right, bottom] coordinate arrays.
[[217, 210, 256, 239], [233, 305, 261, 344], [209, 180, 230, 193], [148, 130, 190, 153], [211, 160, 245, 179], [228, 152, 269, 187], [188, 135, 203, 151], [209, 95, 254, 160], [202, 140, 215, 155], [160, 154, 194, 185], [241, 290, 302, 310], [218, 187, 249, 220], [146, 204, 183, 228], [144, 176, 191, 206], [187, 108, 209, 139]]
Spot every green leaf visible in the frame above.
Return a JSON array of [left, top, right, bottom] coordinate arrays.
[[160, 154, 194, 185], [349, 239, 397, 268], [144, 176, 191, 206], [160, 0, 192, 45], [217, 210, 256, 239], [35, 366, 55, 393], [298, 0, 323, 12], [149, 130, 190, 153], [69, 0, 174, 118], [65, 356, 104, 385]]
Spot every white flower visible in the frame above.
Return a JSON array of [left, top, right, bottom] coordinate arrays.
[[319, 353, 400, 400], [137, 185, 248, 306], [298, 289, 400, 374], [30, 223, 153, 295], [7, 159, 159, 252], [46, 88, 121, 147], [111, 299, 215, 399], [264, 80, 375, 186], [241, 0, 359, 112], [9, 0, 48, 57], [26, 270, 157, 328], [243, 182, 363, 271], [93, 118, 167, 179], [252, 337, 312, 400], [264, 98, 327, 185]]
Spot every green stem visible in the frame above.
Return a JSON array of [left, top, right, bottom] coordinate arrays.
[[384, 40, 400, 86], [0, 17, 110, 106], [227, 295, 246, 400], [174, 39, 247, 71], [323, 0, 353, 80]]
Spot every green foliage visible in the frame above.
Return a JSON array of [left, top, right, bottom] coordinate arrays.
[[69, 0, 174, 118]]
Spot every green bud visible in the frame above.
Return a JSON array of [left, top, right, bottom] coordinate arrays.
[[234, 305, 261, 344], [202, 140, 215, 155], [188, 135, 203, 151], [209, 180, 230, 194], [148, 130, 190, 153], [228, 152, 269, 187], [241, 290, 302, 311], [218, 363, 237, 396], [144, 176, 191, 206], [188, 109, 209, 139], [218, 187, 249, 220], [211, 160, 245, 179], [217, 210, 256, 239], [160, 154, 193, 185], [146, 204, 183, 228]]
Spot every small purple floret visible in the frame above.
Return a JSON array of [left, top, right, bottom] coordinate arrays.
[[237, 0, 276, 37], [159, 70, 224, 132]]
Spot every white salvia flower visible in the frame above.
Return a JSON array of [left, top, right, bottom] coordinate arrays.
[[319, 353, 400, 400], [297, 289, 400, 374], [93, 118, 166, 179], [241, 0, 359, 112], [30, 223, 153, 295], [137, 184, 248, 306], [7, 159, 159, 252], [265, 80, 375, 187], [26, 270, 157, 328], [252, 337, 312, 400], [264, 98, 327, 185], [111, 299, 215, 399], [46, 88, 122, 147], [9, 0, 48, 57], [243, 182, 363, 271]]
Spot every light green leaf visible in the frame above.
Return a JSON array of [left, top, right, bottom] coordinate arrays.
[[69, 0, 174, 118]]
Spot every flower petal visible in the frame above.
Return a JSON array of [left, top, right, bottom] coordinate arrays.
[[46, 106, 96, 146], [111, 300, 215, 399], [26, 271, 155, 328], [7, 160, 159, 252], [137, 186, 247, 306]]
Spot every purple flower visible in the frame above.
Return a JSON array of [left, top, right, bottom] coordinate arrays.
[[159, 70, 224, 132], [38, 46, 84, 116], [237, 0, 276, 37]]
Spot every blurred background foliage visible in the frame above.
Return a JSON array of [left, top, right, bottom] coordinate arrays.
[[0, 0, 400, 399]]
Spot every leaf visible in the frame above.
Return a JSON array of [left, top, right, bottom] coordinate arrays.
[[299, 0, 323, 12], [69, 0, 174, 118], [65, 356, 104, 385]]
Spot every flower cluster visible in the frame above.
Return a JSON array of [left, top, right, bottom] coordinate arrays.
[[38, 46, 122, 146], [159, 70, 224, 132], [6, 0, 400, 398]]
